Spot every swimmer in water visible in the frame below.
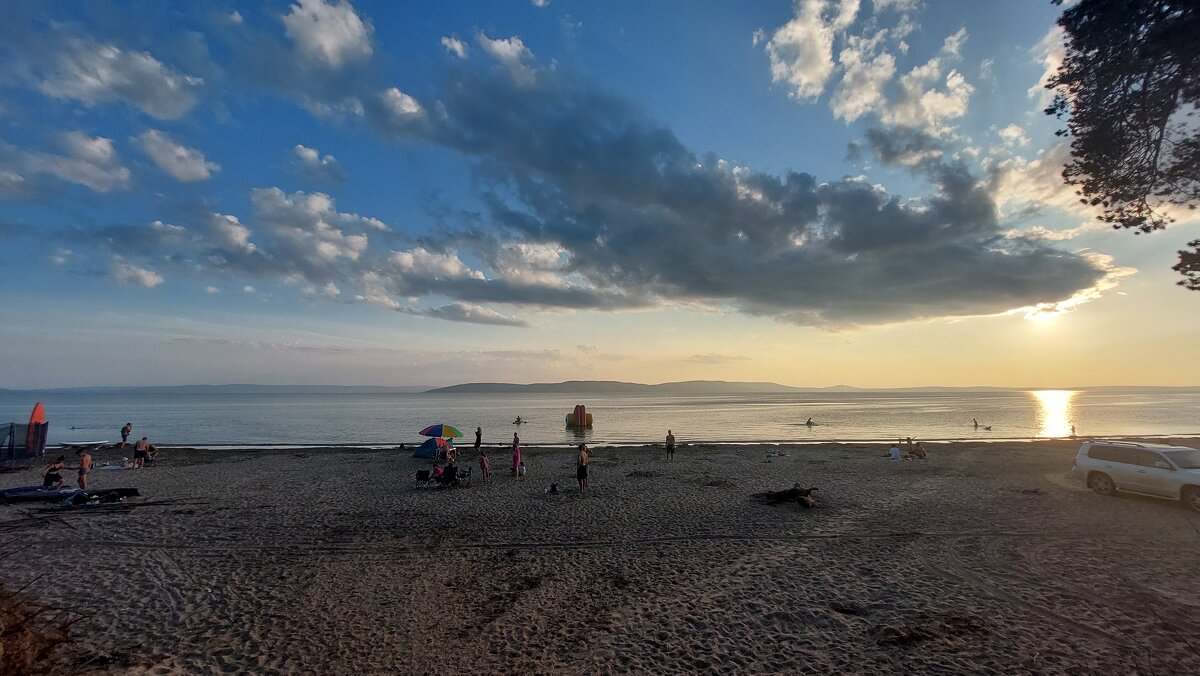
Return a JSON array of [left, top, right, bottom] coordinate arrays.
[[513, 416, 523, 425], [805, 418, 815, 426]]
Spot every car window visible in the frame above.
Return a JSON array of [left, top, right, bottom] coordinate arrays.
[[1135, 450, 1169, 468], [1087, 445, 1139, 464], [1165, 449, 1200, 469]]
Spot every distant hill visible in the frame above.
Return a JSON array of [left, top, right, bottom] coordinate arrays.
[[426, 380, 805, 394], [4, 384, 433, 395]]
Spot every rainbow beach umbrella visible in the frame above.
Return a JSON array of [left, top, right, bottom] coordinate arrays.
[[419, 423, 462, 438]]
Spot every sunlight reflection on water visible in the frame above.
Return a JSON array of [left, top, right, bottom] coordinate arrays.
[[1032, 390, 1076, 438]]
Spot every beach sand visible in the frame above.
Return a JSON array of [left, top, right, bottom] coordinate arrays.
[[2, 439, 1198, 674]]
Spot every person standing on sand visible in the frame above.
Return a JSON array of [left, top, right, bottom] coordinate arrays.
[[665, 430, 676, 461], [479, 449, 491, 483], [76, 448, 93, 489], [120, 422, 132, 449], [577, 443, 589, 492], [512, 435, 521, 476], [133, 437, 150, 468], [474, 427, 482, 454]]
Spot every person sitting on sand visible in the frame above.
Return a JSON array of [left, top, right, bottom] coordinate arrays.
[[43, 456, 67, 489], [441, 461, 459, 487], [431, 462, 444, 481], [885, 444, 903, 461], [479, 450, 491, 483], [517, 460, 527, 479], [912, 442, 928, 460]]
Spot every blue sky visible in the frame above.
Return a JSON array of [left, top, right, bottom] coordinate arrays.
[[1, 0, 1196, 388]]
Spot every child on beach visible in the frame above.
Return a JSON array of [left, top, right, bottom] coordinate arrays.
[[77, 448, 92, 489], [479, 450, 491, 483], [517, 461, 527, 479]]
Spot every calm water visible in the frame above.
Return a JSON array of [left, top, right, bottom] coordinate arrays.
[[2, 389, 1198, 447]]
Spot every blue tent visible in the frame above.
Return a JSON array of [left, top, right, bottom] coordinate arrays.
[[412, 437, 452, 459]]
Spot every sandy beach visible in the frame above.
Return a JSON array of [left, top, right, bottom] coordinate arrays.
[[3, 439, 1199, 674]]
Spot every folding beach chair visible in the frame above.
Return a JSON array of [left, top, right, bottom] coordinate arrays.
[[415, 469, 434, 489]]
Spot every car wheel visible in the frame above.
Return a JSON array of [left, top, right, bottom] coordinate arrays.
[[1089, 472, 1116, 496], [1183, 487, 1200, 514]]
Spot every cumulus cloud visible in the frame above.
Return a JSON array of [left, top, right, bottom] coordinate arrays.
[[997, 123, 1029, 147], [135, 130, 219, 181], [477, 34, 537, 86], [441, 36, 468, 59], [38, 38, 201, 119], [281, 0, 373, 69], [764, 0, 837, 100], [292, 144, 346, 182], [18, 132, 131, 193], [880, 31, 973, 136], [987, 141, 1091, 218], [830, 31, 895, 121], [111, 258, 164, 287], [532, 0, 550, 7]]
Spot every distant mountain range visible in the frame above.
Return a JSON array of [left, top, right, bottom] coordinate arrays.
[[1, 381, 1196, 394], [0, 384, 433, 394], [426, 380, 806, 394]]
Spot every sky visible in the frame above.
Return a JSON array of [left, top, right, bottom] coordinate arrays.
[[0, 0, 1196, 389]]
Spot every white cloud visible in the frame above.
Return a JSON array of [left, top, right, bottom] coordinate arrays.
[[380, 87, 424, 119], [135, 130, 219, 182], [322, 282, 341, 298], [831, 0, 861, 31], [764, 0, 837, 100], [751, 28, 767, 47], [492, 242, 569, 287], [243, 285, 257, 294], [207, 213, 258, 254], [440, 36, 468, 59], [997, 123, 1029, 147], [477, 34, 537, 86], [23, 132, 131, 193], [830, 31, 895, 122], [292, 144, 345, 181], [988, 141, 1089, 217], [281, 0, 374, 69], [111, 258, 164, 288], [880, 33, 974, 137], [250, 187, 374, 267], [390, 247, 484, 281], [39, 39, 201, 119], [205, 286, 220, 294], [532, 0, 550, 7], [50, 248, 72, 266], [941, 26, 967, 57], [1028, 25, 1065, 107]]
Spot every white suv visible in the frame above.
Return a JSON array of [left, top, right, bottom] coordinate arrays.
[[1073, 440, 1200, 512]]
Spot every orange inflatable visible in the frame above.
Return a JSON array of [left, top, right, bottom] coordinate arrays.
[[565, 404, 593, 428]]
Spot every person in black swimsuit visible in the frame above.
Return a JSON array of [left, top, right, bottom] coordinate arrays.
[[43, 456, 66, 489], [576, 444, 589, 492]]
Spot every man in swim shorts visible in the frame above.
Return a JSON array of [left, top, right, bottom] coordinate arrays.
[[577, 443, 589, 492], [77, 448, 93, 489], [120, 422, 132, 449], [134, 437, 150, 468], [665, 430, 675, 461]]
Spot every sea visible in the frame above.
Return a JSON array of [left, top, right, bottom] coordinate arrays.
[[2, 389, 1199, 448]]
